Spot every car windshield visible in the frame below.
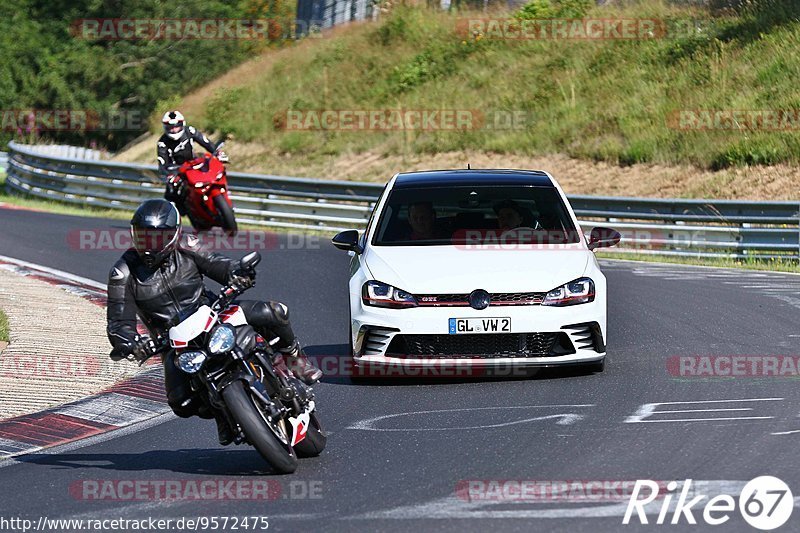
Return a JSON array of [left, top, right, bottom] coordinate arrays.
[[372, 185, 580, 246]]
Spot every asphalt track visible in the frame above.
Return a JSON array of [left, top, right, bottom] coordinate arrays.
[[1, 206, 800, 532]]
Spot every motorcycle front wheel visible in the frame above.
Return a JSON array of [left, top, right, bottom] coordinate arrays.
[[222, 380, 298, 474], [293, 412, 327, 458], [213, 194, 238, 236]]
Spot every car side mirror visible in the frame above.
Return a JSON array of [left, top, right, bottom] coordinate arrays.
[[587, 227, 621, 251], [332, 230, 362, 253], [240, 251, 261, 269]]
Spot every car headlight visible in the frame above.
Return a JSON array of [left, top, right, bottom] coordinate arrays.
[[542, 277, 595, 306], [177, 351, 207, 373], [208, 324, 236, 354], [362, 281, 417, 309]]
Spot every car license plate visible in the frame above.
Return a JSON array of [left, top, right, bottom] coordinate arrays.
[[449, 317, 511, 334]]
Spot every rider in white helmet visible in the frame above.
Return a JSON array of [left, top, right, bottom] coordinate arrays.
[[157, 110, 229, 215]]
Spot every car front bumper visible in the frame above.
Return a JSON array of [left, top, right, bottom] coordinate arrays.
[[351, 299, 606, 369]]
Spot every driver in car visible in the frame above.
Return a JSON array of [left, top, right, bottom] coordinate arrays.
[[493, 199, 528, 231], [106, 199, 322, 445], [407, 201, 448, 240]]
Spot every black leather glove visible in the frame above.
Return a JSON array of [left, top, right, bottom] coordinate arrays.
[[109, 335, 157, 363], [229, 263, 256, 291]]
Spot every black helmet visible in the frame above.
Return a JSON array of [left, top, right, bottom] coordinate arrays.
[[130, 199, 181, 268]]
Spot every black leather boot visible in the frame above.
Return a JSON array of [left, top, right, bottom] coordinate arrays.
[[280, 340, 322, 385]]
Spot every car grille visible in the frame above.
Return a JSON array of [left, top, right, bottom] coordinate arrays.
[[359, 326, 400, 356], [415, 292, 546, 307], [386, 332, 574, 359]]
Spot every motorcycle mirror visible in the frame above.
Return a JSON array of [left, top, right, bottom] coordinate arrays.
[[240, 251, 261, 270]]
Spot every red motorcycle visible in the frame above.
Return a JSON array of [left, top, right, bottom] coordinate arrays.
[[165, 141, 237, 235]]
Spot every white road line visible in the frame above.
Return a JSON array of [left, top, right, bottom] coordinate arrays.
[[53, 393, 169, 426], [625, 398, 783, 424], [655, 408, 752, 414], [0, 253, 105, 289], [0, 438, 39, 456], [629, 416, 774, 423], [0, 412, 175, 469], [637, 398, 783, 405], [771, 429, 800, 436]]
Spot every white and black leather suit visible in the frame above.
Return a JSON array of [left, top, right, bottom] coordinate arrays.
[[106, 238, 298, 418]]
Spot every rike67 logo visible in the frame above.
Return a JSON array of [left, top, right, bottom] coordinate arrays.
[[623, 477, 793, 530]]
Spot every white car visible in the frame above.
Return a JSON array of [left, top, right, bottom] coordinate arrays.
[[332, 170, 620, 375]]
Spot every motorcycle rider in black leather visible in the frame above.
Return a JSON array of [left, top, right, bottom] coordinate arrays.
[[107, 199, 322, 445], [157, 110, 228, 217]]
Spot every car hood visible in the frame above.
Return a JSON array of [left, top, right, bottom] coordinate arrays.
[[363, 245, 591, 293]]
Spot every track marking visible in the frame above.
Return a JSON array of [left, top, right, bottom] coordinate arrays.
[[348, 405, 594, 432], [624, 398, 783, 424]]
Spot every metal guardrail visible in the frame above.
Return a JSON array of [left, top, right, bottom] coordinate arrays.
[[6, 141, 800, 259]]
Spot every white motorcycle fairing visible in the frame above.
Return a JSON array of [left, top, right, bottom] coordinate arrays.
[[219, 304, 248, 326], [169, 305, 217, 348]]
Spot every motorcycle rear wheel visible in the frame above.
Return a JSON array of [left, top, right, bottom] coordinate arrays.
[[222, 380, 298, 474]]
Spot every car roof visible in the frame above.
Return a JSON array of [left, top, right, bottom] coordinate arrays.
[[392, 169, 554, 189]]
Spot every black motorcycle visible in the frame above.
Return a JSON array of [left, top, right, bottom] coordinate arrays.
[[130, 252, 325, 474]]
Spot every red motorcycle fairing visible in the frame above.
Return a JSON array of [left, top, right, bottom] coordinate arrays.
[[178, 153, 235, 230]]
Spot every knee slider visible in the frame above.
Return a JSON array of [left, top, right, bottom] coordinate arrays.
[[269, 301, 290, 324]]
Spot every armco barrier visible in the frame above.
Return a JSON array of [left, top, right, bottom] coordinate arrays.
[[6, 141, 799, 259]]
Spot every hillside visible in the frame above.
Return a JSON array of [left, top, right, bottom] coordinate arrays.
[[115, 0, 800, 199]]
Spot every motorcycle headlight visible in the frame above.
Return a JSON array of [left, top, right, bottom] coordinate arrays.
[[362, 281, 417, 309], [542, 277, 595, 306], [208, 324, 236, 355], [177, 351, 207, 373]]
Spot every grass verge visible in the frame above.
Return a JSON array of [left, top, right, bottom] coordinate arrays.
[[0, 309, 8, 343], [134, 0, 800, 172], [595, 250, 800, 274]]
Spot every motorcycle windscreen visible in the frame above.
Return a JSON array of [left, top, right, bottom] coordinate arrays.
[[169, 305, 216, 348], [184, 156, 224, 187]]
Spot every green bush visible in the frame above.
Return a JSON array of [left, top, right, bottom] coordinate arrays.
[[515, 0, 592, 20]]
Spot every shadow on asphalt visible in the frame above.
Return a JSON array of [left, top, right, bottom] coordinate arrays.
[[304, 343, 602, 387], [19, 449, 286, 475]]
